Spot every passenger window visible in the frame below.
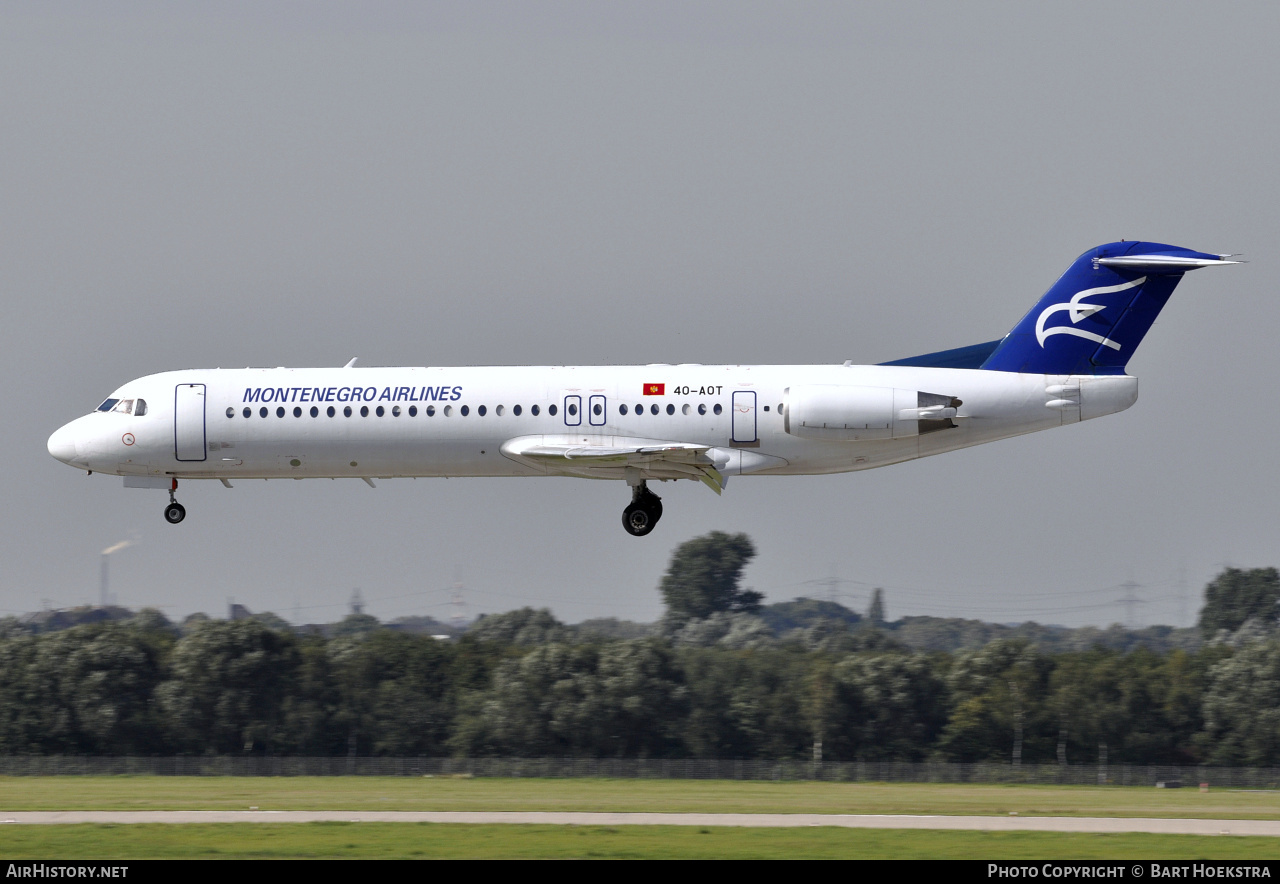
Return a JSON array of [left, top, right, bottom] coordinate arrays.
[[243, 407, 252, 418], [426, 405, 436, 416], [444, 405, 452, 416], [344, 406, 352, 417], [650, 404, 659, 415], [461, 405, 470, 416], [260, 407, 269, 418], [513, 404, 522, 416], [360, 406, 369, 417], [392, 405, 401, 417], [698, 404, 707, 415], [310, 406, 319, 417], [666, 404, 675, 415], [496, 405, 504, 416], [376, 406, 384, 417], [409, 406, 417, 416], [276, 407, 285, 418], [293, 406, 302, 417], [682, 404, 690, 415], [328, 406, 336, 417], [134, 399, 147, 416], [478, 405, 487, 416], [713, 404, 723, 415], [620, 404, 628, 415], [592, 403, 602, 416], [567, 403, 577, 416], [531, 404, 540, 416], [226, 407, 235, 418], [635, 404, 642, 414], [548, 404, 557, 416]]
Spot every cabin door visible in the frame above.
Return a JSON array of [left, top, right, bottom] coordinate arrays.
[[174, 384, 207, 462]]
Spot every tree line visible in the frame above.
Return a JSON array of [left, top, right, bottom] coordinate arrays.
[[2, 533, 1278, 764]]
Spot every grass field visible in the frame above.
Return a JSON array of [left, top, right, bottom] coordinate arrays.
[[2, 776, 1278, 818], [2, 823, 1280, 860], [2, 777, 1278, 859]]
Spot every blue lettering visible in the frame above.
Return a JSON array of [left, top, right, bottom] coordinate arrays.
[[397, 386, 411, 402], [243, 388, 261, 403], [337, 387, 351, 402], [325, 387, 336, 402], [364, 387, 377, 401], [378, 387, 392, 402], [300, 388, 311, 403], [290, 387, 302, 402], [451, 386, 463, 401], [261, 388, 276, 403]]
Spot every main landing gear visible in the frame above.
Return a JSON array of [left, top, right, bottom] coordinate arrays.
[[164, 479, 186, 524], [622, 482, 663, 537]]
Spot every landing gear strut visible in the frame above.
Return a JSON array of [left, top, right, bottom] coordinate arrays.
[[622, 482, 662, 536], [164, 479, 186, 524]]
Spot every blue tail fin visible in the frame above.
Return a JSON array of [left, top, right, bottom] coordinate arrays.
[[980, 242, 1236, 375]]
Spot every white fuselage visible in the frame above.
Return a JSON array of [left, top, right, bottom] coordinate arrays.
[[47, 363, 1138, 484]]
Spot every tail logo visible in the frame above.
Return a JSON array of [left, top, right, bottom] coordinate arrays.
[[1035, 277, 1145, 351]]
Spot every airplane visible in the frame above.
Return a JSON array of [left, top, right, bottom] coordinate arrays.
[[48, 241, 1237, 536]]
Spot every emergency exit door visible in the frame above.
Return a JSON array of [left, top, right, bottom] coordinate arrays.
[[732, 390, 757, 444]]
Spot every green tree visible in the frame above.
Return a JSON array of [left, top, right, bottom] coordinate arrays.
[[758, 597, 861, 634], [823, 652, 949, 761], [1200, 641, 1280, 765], [677, 647, 811, 758], [279, 635, 341, 755], [156, 619, 301, 754], [453, 639, 685, 757], [467, 608, 571, 646], [659, 532, 761, 628], [1199, 567, 1280, 638], [330, 612, 381, 638], [937, 640, 1053, 763], [0, 623, 169, 754], [365, 632, 455, 755]]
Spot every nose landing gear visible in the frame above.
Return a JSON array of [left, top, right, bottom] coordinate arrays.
[[164, 479, 186, 524], [622, 482, 662, 536]]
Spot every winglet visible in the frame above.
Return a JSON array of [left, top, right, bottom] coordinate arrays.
[[343, 357, 359, 368]]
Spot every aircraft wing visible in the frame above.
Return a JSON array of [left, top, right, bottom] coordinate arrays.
[[500, 436, 727, 494]]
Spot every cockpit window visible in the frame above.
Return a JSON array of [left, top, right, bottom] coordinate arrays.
[[97, 398, 119, 412], [110, 399, 134, 415]]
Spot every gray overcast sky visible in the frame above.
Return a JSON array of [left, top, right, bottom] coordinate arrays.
[[3, 1, 1276, 628]]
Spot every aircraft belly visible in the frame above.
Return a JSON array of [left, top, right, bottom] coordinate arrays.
[[175, 430, 538, 479]]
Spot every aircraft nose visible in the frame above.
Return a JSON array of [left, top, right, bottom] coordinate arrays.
[[47, 423, 85, 467]]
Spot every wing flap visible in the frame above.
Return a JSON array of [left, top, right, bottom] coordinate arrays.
[[502, 436, 727, 494]]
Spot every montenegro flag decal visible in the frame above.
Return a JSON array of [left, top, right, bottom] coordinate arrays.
[[643, 383, 665, 395]]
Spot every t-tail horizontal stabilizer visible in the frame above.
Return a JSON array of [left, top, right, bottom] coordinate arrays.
[[978, 242, 1239, 375]]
